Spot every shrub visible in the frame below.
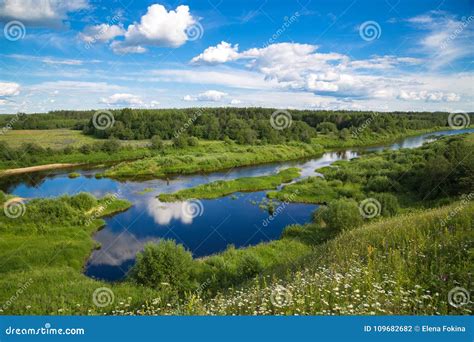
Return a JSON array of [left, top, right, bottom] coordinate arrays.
[[187, 136, 199, 146], [101, 138, 120, 153], [316, 199, 363, 232], [150, 135, 164, 151], [172, 135, 189, 149], [373, 192, 399, 217], [236, 253, 263, 279], [365, 175, 392, 192], [65, 193, 97, 211], [130, 240, 196, 293]]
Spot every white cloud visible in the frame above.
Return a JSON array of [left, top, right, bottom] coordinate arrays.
[[230, 99, 241, 105], [111, 4, 197, 53], [407, 11, 474, 69], [152, 68, 278, 90], [0, 81, 21, 96], [110, 41, 147, 54], [191, 41, 240, 64], [0, 0, 89, 27], [5, 54, 84, 65], [398, 90, 460, 102], [78, 24, 124, 43], [183, 90, 228, 102], [100, 93, 143, 106], [189, 41, 467, 104]]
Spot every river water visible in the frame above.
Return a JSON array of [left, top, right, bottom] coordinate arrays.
[[2, 129, 472, 281]]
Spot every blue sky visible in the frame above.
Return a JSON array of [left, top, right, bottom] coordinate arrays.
[[0, 0, 472, 113]]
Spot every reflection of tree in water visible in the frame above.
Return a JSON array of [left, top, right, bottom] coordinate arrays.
[[0, 172, 49, 193]]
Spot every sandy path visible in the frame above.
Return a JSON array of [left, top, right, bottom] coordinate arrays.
[[0, 163, 81, 177]]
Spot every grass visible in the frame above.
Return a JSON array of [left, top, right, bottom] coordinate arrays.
[[136, 188, 154, 195], [0, 129, 98, 149], [68, 172, 80, 178], [0, 148, 153, 171], [311, 127, 452, 149], [103, 142, 323, 179], [183, 201, 474, 315], [159, 168, 301, 201], [0, 192, 161, 315], [0, 129, 151, 149], [270, 133, 474, 206]]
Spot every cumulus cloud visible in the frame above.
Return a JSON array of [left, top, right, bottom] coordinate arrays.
[[0, 0, 89, 27], [183, 90, 228, 102], [78, 24, 124, 43], [100, 93, 143, 106], [191, 41, 240, 64], [110, 4, 198, 53], [189, 41, 466, 103], [0, 81, 21, 97]]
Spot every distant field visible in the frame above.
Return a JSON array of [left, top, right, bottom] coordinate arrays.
[[0, 129, 150, 149]]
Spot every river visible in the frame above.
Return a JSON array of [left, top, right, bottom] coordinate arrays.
[[1, 128, 472, 281]]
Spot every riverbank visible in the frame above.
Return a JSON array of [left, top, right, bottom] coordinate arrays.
[[102, 142, 323, 179], [158, 168, 300, 201], [0, 127, 464, 178]]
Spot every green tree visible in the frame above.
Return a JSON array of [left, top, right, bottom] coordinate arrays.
[[316, 199, 363, 232], [130, 240, 196, 293]]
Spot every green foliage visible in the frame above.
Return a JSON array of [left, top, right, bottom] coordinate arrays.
[[105, 143, 323, 179], [150, 135, 165, 151], [130, 240, 196, 293], [159, 168, 300, 201], [68, 172, 80, 178], [372, 192, 399, 217], [316, 199, 363, 232], [195, 201, 473, 315]]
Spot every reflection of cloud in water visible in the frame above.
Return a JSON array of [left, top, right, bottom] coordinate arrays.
[[90, 230, 159, 266], [147, 198, 194, 225]]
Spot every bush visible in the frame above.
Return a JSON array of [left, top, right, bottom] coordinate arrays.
[[130, 240, 196, 293], [373, 192, 399, 217], [172, 135, 188, 149], [316, 199, 363, 232], [150, 135, 164, 151], [65, 193, 97, 211], [236, 253, 263, 279], [101, 139, 120, 153], [187, 136, 199, 146], [365, 175, 392, 192]]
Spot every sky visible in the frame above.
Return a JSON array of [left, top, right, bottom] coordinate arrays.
[[0, 0, 473, 114]]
